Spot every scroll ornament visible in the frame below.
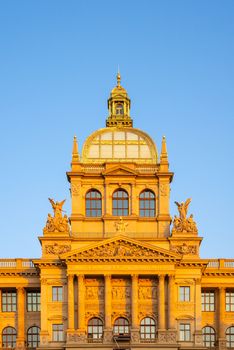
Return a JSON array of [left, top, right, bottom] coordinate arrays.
[[172, 198, 198, 234], [43, 198, 70, 234]]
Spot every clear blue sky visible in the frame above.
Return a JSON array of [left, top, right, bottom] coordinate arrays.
[[0, 0, 233, 258]]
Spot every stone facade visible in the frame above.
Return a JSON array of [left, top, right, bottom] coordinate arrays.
[[0, 74, 234, 350]]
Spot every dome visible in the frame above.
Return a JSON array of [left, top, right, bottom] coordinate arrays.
[[81, 127, 158, 164]]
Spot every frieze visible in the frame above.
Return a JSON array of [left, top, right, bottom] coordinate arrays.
[[138, 286, 157, 299], [45, 243, 71, 255], [170, 243, 197, 255], [85, 286, 104, 299], [64, 238, 180, 262]]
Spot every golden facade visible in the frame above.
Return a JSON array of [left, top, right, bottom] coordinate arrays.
[[0, 74, 234, 350]]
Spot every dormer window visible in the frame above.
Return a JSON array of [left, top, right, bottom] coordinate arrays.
[[115, 103, 124, 115]]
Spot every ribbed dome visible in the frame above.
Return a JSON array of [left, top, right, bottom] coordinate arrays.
[[81, 127, 158, 164]]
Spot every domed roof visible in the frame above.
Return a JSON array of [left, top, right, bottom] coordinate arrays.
[[81, 127, 158, 164]]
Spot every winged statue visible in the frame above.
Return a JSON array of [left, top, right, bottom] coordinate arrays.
[[48, 198, 66, 218], [174, 198, 191, 220]]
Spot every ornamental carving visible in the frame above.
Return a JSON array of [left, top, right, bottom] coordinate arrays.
[[172, 198, 198, 234], [170, 243, 197, 255], [85, 286, 104, 299], [115, 217, 128, 232], [112, 286, 131, 299], [45, 243, 71, 255], [160, 184, 169, 196], [43, 198, 70, 234], [66, 239, 178, 262], [85, 311, 104, 321], [71, 183, 80, 196], [138, 286, 157, 299]]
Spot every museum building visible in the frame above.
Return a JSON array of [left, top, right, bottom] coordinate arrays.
[[0, 74, 234, 350]]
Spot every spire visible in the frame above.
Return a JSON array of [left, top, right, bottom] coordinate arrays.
[[160, 136, 169, 171], [106, 73, 133, 127], [72, 136, 79, 162], [117, 69, 121, 87]]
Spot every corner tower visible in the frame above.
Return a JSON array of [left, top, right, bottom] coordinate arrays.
[[67, 74, 173, 248]]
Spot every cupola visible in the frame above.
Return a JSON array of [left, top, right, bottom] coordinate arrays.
[[106, 72, 133, 127]]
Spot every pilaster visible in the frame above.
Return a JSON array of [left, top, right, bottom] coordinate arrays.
[[158, 274, 165, 330], [219, 287, 226, 338], [77, 274, 85, 330], [103, 274, 112, 343], [168, 275, 176, 329], [67, 274, 75, 330], [16, 287, 25, 349]]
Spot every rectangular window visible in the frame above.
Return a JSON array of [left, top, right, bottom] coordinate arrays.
[[52, 324, 64, 342], [226, 291, 234, 312], [52, 286, 63, 302], [179, 286, 190, 302], [2, 290, 17, 312], [179, 323, 191, 341], [202, 291, 215, 311], [27, 291, 41, 311]]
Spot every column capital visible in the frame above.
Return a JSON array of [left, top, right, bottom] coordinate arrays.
[[104, 274, 112, 279], [158, 274, 165, 281], [17, 286, 25, 294], [67, 274, 74, 281], [131, 274, 138, 279], [77, 274, 84, 280]]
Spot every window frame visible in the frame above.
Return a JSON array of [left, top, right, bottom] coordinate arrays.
[[27, 291, 41, 312], [2, 326, 17, 348], [202, 290, 215, 312], [52, 324, 64, 342], [52, 286, 63, 302], [226, 326, 234, 348], [179, 286, 190, 302], [202, 326, 216, 348], [140, 317, 156, 342], [139, 190, 156, 217], [112, 189, 129, 216], [113, 317, 130, 335], [226, 290, 234, 312], [2, 290, 17, 312], [85, 189, 102, 217], [27, 326, 40, 348], [87, 317, 103, 342], [179, 323, 191, 341], [115, 103, 124, 115]]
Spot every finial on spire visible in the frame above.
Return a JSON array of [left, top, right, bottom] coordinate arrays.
[[72, 135, 79, 162], [117, 69, 121, 87], [160, 136, 169, 170]]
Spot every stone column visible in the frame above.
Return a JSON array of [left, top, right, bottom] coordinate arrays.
[[103, 275, 112, 343], [219, 287, 226, 338], [16, 287, 25, 349], [77, 274, 85, 330], [158, 274, 165, 330], [194, 279, 203, 346], [67, 274, 75, 330], [168, 275, 175, 329], [40, 278, 49, 345], [131, 274, 138, 328], [131, 274, 140, 343]]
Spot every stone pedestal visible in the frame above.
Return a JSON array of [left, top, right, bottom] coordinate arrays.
[[194, 330, 203, 346], [218, 338, 227, 350], [131, 328, 140, 343], [103, 328, 113, 343], [158, 329, 177, 344], [40, 331, 50, 346]]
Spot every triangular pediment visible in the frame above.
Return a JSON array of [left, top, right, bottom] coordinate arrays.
[[60, 235, 181, 263], [103, 165, 137, 176]]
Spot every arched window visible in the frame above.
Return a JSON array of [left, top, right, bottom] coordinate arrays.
[[140, 317, 156, 341], [139, 190, 155, 217], [113, 317, 130, 335], [116, 103, 124, 115], [226, 327, 234, 348], [202, 326, 216, 347], [2, 327, 17, 348], [86, 190, 102, 217], [112, 189, 129, 216], [87, 318, 103, 342], [27, 326, 40, 348]]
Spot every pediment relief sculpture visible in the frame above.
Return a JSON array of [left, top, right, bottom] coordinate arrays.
[[172, 198, 198, 234], [61, 236, 181, 262], [43, 198, 70, 234]]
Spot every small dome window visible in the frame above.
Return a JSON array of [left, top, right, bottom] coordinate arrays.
[[116, 103, 124, 115]]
